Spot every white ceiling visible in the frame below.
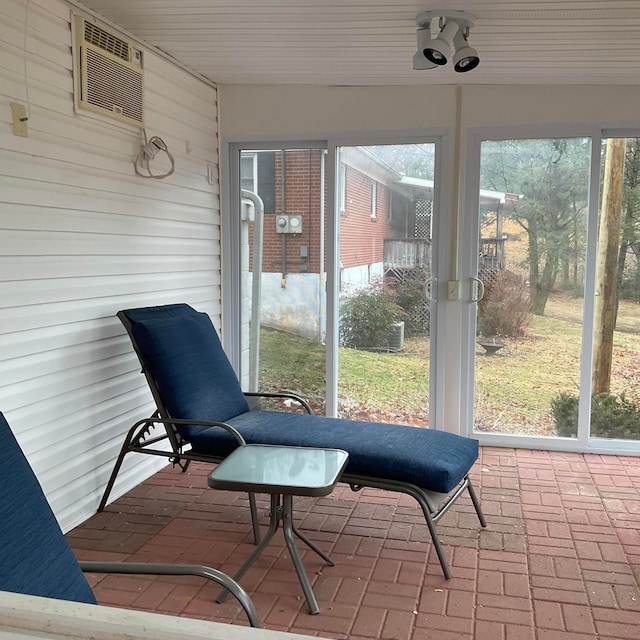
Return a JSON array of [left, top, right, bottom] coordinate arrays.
[[76, 1, 640, 87]]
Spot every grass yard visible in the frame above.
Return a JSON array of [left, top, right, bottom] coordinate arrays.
[[476, 295, 640, 435], [259, 292, 640, 436]]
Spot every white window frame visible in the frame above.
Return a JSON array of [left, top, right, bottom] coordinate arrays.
[[240, 152, 257, 193], [370, 182, 377, 219], [223, 130, 449, 430], [339, 161, 347, 212], [461, 122, 640, 455]]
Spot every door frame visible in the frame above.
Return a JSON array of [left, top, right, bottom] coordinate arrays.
[[222, 130, 451, 429], [327, 133, 450, 426], [461, 123, 640, 454], [221, 139, 326, 375]]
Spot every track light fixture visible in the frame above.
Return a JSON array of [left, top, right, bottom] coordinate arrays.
[[412, 28, 438, 70], [452, 28, 480, 72], [413, 10, 480, 73]]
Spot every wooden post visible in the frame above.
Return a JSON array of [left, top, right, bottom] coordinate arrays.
[[592, 138, 625, 395]]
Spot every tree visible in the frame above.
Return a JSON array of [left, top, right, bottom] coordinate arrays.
[[480, 139, 590, 315], [617, 139, 640, 303], [368, 144, 435, 180], [592, 138, 626, 395]]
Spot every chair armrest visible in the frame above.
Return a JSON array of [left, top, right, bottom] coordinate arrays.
[[244, 391, 314, 415], [78, 561, 259, 627], [131, 417, 246, 446]]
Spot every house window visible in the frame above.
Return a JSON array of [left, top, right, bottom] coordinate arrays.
[[370, 182, 377, 219], [240, 151, 275, 213], [339, 162, 347, 212], [240, 154, 256, 192]]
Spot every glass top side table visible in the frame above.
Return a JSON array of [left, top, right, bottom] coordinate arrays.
[[208, 444, 349, 614]]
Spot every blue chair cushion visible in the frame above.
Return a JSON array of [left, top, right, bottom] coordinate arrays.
[[123, 304, 478, 495], [130, 311, 250, 424], [0, 412, 97, 604], [188, 411, 479, 495]]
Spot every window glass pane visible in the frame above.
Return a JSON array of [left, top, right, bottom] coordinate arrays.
[[240, 154, 255, 192], [238, 148, 327, 416], [474, 138, 591, 439], [589, 137, 640, 443], [337, 143, 435, 426]]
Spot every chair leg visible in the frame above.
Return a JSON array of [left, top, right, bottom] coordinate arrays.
[[97, 438, 133, 512], [398, 485, 453, 579], [423, 509, 452, 580], [467, 479, 487, 527]]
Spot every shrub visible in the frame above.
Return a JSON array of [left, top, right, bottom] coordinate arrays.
[[478, 270, 531, 337], [550, 392, 579, 437], [551, 391, 640, 439], [385, 278, 430, 337], [339, 288, 403, 349]]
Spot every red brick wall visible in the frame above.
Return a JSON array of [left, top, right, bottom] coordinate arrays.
[[250, 150, 403, 275], [249, 149, 324, 275], [339, 166, 402, 270]]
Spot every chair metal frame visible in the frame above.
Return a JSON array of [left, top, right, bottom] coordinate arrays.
[[78, 560, 259, 627], [0, 411, 260, 628]]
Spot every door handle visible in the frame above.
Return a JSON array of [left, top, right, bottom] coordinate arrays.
[[471, 277, 485, 302]]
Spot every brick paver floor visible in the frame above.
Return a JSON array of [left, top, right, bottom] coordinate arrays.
[[67, 447, 640, 639]]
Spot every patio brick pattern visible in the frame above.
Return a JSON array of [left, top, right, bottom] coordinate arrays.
[[67, 447, 640, 639]]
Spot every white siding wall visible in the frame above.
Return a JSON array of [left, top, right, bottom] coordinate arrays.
[[0, 0, 221, 531]]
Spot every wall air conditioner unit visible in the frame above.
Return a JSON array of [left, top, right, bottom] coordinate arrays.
[[74, 16, 144, 128]]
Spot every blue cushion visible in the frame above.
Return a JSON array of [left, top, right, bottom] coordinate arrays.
[[130, 311, 250, 425], [0, 412, 96, 604], [123, 304, 478, 494], [188, 411, 479, 494], [123, 303, 198, 325]]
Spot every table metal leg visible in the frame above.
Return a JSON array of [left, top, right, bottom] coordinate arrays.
[[291, 522, 334, 566], [217, 493, 333, 614], [281, 495, 320, 614], [216, 494, 280, 604]]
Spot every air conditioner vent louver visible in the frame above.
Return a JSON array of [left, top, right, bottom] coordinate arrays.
[[74, 15, 144, 128], [85, 49, 144, 122], [84, 21, 129, 61]]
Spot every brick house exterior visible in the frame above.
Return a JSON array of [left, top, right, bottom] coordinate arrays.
[[244, 148, 410, 282], [240, 147, 418, 345]]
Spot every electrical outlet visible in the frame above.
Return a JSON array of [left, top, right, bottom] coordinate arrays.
[[447, 280, 460, 301]]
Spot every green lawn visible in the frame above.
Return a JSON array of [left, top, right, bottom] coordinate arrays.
[[474, 296, 640, 435], [258, 293, 640, 435]]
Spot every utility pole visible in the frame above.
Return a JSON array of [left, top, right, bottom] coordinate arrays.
[[592, 138, 625, 394]]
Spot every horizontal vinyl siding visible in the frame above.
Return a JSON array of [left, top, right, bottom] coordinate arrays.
[[0, 0, 221, 531]]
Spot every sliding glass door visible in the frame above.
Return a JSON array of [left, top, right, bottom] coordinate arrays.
[[472, 137, 591, 439], [233, 145, 328, 412], [589, 137, 640, 447], [228, 138, 445, 427], [335, 143, 437, 426], [466, 132, 640, 450]]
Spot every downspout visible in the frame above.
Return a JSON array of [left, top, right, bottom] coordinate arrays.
[[242, 189, 264, 393], [320, 150, 327, 343]]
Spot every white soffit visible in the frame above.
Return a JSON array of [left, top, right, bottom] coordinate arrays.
[[76, 1, 640, 86]]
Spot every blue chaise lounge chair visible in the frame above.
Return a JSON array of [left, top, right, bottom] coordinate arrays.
[[0, 411, 259, 627], [100, 303, 487, 579]]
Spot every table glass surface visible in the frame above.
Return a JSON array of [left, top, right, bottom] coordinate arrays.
[[208, 445, 349, 495]]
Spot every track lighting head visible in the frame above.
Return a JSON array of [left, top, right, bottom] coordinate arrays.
[[413, 10, 480, 73], [413, 27, 439, 70], [452, 29, 480, 72], [423, 19, 459, 66]]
